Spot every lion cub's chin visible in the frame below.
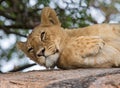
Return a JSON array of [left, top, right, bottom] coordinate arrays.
[[38, 53, 60, 69]]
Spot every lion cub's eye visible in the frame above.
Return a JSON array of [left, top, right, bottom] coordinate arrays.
[[27, 47, 33, 52], [41, 31, 45, 41]]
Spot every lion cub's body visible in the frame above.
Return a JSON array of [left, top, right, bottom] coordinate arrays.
[[59, 24, 120, 69], [17, 7, 120, 69], [24, 24, 120, 69]]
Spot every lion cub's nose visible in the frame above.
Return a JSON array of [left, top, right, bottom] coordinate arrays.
[[36, 48, 45, 57]]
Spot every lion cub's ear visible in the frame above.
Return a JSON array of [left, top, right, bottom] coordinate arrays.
[[40, 7, 61, 26], [17, 42, 37, 62], [17, 41, 38, 62], [17, 41, 27, 53], [16, 41, 31, 57]]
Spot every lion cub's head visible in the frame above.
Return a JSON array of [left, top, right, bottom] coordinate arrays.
[[17, 39, 46, 66], [17, 7, 63, 69], [27, 25, 64, 68]]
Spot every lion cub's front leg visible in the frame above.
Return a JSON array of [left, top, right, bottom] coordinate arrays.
[[72, 36, 105, 58], [58, 36, 105, 69]]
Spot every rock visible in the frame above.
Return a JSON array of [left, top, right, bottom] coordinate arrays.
[[0, 68, 120, 88]]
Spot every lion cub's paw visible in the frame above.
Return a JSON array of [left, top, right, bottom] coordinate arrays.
[[80, 36, 105, 58]]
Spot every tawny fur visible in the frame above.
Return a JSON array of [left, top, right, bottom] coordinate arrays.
[[17, 7, 120, 69]]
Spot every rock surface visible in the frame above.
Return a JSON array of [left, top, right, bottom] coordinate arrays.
[[0, 68, 120, 88]]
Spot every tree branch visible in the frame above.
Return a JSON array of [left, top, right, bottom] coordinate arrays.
[[0, 10, 16, 20], [10, 63, 37, 72], [0, 27, 27, 37], [0, 24, 34, 29], [5, 30, 27, 37]]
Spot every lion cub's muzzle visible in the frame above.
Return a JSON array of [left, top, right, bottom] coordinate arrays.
[[36, 47, 59, 58], [36, 48, 60, 69]]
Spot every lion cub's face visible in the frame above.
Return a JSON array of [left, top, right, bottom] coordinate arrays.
[[27, 25, 62, 68], [17, 7, 62, 69]]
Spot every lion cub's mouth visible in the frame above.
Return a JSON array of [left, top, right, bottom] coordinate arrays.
[[37, 49, 60, 69], [39, 49, 59, 58]]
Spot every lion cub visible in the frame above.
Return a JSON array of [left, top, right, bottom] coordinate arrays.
[[25, 25, 120, 69], [17, 7, 120, 69]]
